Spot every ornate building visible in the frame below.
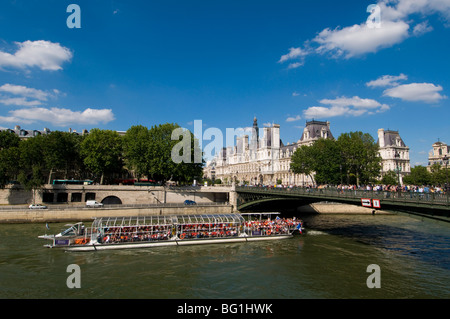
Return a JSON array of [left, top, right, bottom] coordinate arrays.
[[377, 128, 411, 185], [204, 118, 334, 186], [428, 140, 449, 170], [0, 125, 89, 138]]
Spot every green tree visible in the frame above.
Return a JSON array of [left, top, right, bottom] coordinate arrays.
[[311, 138, 343, 185], [381, 170, 398, 185], [43, 131, 84, 183], [80, 129, 123, 184], [0, 131, 21, 188], [290, 144, 317, 186], [17, 135, 47, 203], [147, 123, 204, 184], [429, 163, 448, 186], [337, 131, 381, 185], [122, 125, 151, 180], [402, 165, 431, 185], [0, 130, 20, 150]]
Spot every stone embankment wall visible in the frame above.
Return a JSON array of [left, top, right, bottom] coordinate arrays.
[[0, 205, 234, 223], [305, 202, 391, 214], [0, 185, 232, 206]]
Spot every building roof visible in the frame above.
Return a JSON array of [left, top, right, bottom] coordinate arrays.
[[0, 125, 88, 138], [378, 130, 406, 147], [299, 120, 334, 142]]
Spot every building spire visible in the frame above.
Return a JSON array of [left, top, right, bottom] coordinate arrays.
[[253, 117, 259, 141]]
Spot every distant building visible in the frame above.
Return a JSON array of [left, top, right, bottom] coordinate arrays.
[[204, 118, 334, 186], [0, 125, 89, 138], [377, 128, 411, 185], [428, 141, 450, 169]]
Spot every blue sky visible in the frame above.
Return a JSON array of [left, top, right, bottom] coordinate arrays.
[[0, 0, 449, 166]]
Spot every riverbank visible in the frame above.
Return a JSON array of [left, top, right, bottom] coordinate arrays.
[[307, 202, 392, 214]]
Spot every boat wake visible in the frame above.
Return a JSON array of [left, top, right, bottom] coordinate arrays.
[[306, 230, 328, 236]]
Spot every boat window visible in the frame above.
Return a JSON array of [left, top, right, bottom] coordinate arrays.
[[61, 226, 76, 236]]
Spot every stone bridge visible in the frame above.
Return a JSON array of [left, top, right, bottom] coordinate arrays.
[[235, 186, 450, 221]]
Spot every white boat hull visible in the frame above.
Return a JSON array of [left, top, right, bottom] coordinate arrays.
[[59, 234, 293, 252]]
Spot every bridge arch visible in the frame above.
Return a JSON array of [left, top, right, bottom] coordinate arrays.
[[101, 195, 122, 205]]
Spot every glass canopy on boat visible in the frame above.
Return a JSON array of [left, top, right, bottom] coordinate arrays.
[[92, 214, 245, 228], [175, 214, 244, 225]]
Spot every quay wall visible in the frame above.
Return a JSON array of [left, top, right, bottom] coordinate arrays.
[[0, 205, 234, 223], [0, 185, 231, 206], [305, 202, 391, 214]]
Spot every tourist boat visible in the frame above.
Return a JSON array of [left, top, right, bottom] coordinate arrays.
[[38, 213, 303, 252]]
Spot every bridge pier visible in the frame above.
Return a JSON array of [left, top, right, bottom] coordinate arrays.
[[229, 184, 238, 211]]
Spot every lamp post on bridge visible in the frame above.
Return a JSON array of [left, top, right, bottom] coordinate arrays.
[[394, 151, 401, 197], [443, 154, 449, 193]]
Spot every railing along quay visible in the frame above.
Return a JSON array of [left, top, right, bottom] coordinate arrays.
[[0, 202, 230, 211], [236, 186, 450, 208]]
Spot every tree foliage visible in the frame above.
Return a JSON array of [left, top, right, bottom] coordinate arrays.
[[80, 129, 123, 184], [0, 131, 21, 188], [123, 125, 151, 179], [291, 131, 381, 186], [0, 123, 203, 188], [337, 131, 381, 185], [147, 123, 203, 184], [290, 144, 316, 185]]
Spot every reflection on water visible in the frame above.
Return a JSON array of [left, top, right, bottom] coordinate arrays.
[[0, 214, 448, 298]]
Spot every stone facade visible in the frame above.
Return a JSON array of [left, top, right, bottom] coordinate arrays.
[[377, 128, 411, 184], [428, 141, 449, 170], [204, 119, 334, 186]]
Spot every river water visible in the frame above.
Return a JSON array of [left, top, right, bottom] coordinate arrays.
[[0, 213, 448, 299]]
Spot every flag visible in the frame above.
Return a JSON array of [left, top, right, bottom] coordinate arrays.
[[296, 222, 302, 234]]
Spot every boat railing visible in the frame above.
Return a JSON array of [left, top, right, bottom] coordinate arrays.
[[91, 224, 174, 244], [50, 214, 300, 247], [177, 223, 240, 239], [243, 219, 299, 237]]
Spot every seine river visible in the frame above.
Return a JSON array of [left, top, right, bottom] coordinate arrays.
[[0, 213, 448, 300]]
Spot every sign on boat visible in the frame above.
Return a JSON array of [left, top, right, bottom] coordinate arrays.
[[38, 213, 303, 251]]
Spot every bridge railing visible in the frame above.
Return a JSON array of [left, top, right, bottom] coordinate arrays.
[[236, 186, 449, 207], [0, 201, 231, 211]]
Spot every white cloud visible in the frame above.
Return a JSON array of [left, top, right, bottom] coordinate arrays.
[[0, 84, 49, 101], [383, 82, 447, 103], [9, 107, 115, 126], [279, 0, 450, 67], [320, 96, 386, 109], [0, 83, 64, 107], [0, 97, 42, 107], [314, 20, 410, 58], [366, 74, 408, 87], [413, 20, 434, 36], [0, 115, 26, 124], [304, 105, 350, 118], [303, 96, 390, 119], [287, 62, 303, 69], [378, 0, 450, 22], [0, 40, 72, 71], [286, 115, 301, 122], [278, 47, 309, 63]]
